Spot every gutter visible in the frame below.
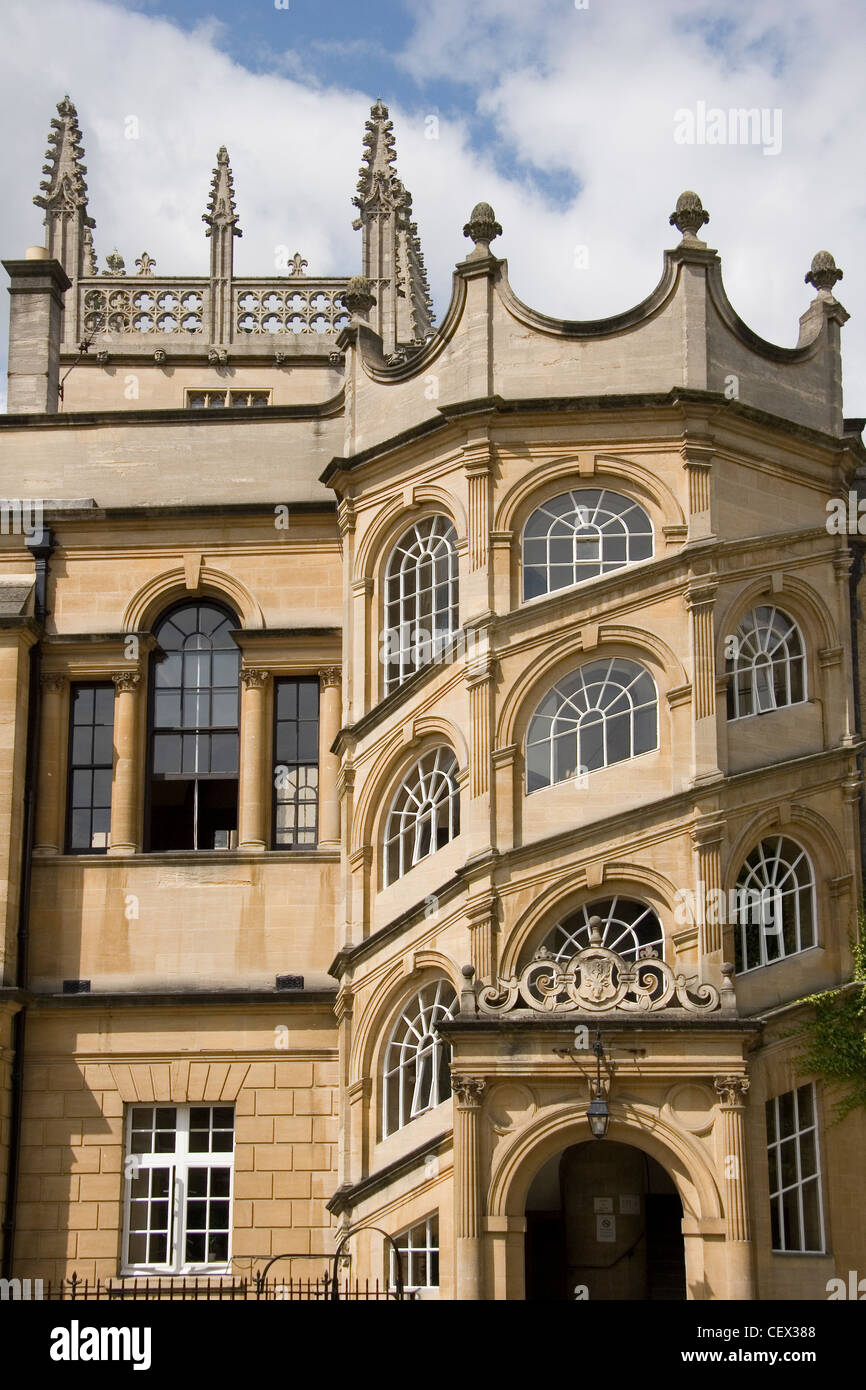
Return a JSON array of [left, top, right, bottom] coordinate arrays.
[[1, 524, 53, 1277]]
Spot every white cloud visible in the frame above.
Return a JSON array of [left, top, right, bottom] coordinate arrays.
[[0, 0, 863, 420]]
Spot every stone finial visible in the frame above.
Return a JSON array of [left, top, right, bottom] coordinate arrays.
[[103, 249, 125, 277], [587, 914, 604, 946], [203, 146, 242, 237], [340, 275, 377, 318], [135, 252, 156, 277], [287, 252, 308, 276], [463, 201, 502, 253], [669, 190, 710, 243], [805, 250, 843, 297]]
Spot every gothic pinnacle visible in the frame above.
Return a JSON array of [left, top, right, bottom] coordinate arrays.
[[203, 146, 242, 237]]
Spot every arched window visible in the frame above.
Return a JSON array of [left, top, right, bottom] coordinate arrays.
[[384, 516, 459, 692], [726, 606, 806, 721], [383, 979, 457, 1136], [526, 658, 658, 792], [522, 488, 653, 600], [384, 747, 460, 884], [148, 601, 240, 851], [734, 837, 816, 973], [540, 897, 665, 963]]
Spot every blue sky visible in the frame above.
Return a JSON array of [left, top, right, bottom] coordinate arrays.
[[1, 0, 864, 415]]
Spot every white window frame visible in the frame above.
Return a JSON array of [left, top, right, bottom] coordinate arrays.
[[766, 1083, 826, 1254], [525, 657, 658, 792], [726, 605, 807, 721], [521, 487, 654, 602], [382, 981, 457, 1137], [733, 836, 816, 974], [389, 1215, 440, 1292], [543, 897, 665, 964], [121, 1103, 235, 1276], [384, 515, 459, 693], [383, 747, 460, 884]]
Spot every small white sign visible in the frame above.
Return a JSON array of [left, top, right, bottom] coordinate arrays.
[[593, 1197, 614, 1214], [620, 1195, 640, 1215], [596, 1215, 616, 1243]]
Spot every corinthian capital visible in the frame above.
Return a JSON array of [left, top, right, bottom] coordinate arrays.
[[319, 666, 341, 690], [452, 1076, 486, 1109], [240, 667, 269, 689], [111, 670, 141, 693], [714, 1074, 750, 1107]]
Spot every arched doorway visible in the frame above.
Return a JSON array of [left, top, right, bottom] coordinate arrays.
[[524, 1140, 686, 1301]]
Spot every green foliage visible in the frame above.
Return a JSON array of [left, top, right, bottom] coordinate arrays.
[[791, 919, 866, 1124]]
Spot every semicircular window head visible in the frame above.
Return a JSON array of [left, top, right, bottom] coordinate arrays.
[[726, 606, 806, 721], [522, 489, 653, 601], [734, 836, 816, 973], [526, 658, 658, 793], [384, 746, 460, 884], [540, 897, 665, 963], [384, 515, 459, 692], [383, 979, 458, 1136]]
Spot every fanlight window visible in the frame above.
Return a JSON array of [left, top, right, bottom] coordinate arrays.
[[384, 747, 460, 884], [726, 606, 806, 721], [526, 658, 658, 792], [523, 489, 653, 600], [540, 897, 665, 964], [384, 516, 459, 692], [383, 980, 458, 1136], [734, 837, 816, 974]]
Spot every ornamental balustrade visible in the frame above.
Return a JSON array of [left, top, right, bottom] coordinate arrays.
[[476, 943, 729, 1016], [73, 274, 351, 347]]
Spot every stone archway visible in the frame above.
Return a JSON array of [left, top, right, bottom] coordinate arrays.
[[524, 1140, 686, 1301], [485, 1105, 729, 1301]]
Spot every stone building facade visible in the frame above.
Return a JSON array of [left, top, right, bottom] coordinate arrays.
[[0, 96, 864, 1300]]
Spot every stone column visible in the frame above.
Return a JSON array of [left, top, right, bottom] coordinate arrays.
[[318, 667, 342, 846], [714, 1074, 755, 1299], [453, 1075, 486, 1300], [34, 672, 68, 853], [108, 670, 142, 855], [238, 667, 269, 851]]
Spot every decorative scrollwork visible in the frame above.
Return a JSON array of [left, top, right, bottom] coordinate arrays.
[[477, 945, 720, 1016]]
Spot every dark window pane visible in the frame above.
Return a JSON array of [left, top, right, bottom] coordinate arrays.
[[210, 733, 238, 774], [153, 733, 182, 775], [185, 1232, 206, 1263], [71, 726, 93, 764], [73, 686, 94, 722], [797, 1084, 814, 1129]]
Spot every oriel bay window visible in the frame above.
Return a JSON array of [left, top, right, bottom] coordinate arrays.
[[66, 682, 114, 852], [147, 601, 240, 851], [273, 677, 320, 847]]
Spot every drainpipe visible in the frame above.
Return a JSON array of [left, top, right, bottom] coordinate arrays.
[[849, 541, 866, 890], [1, 524, 53, 1276]]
